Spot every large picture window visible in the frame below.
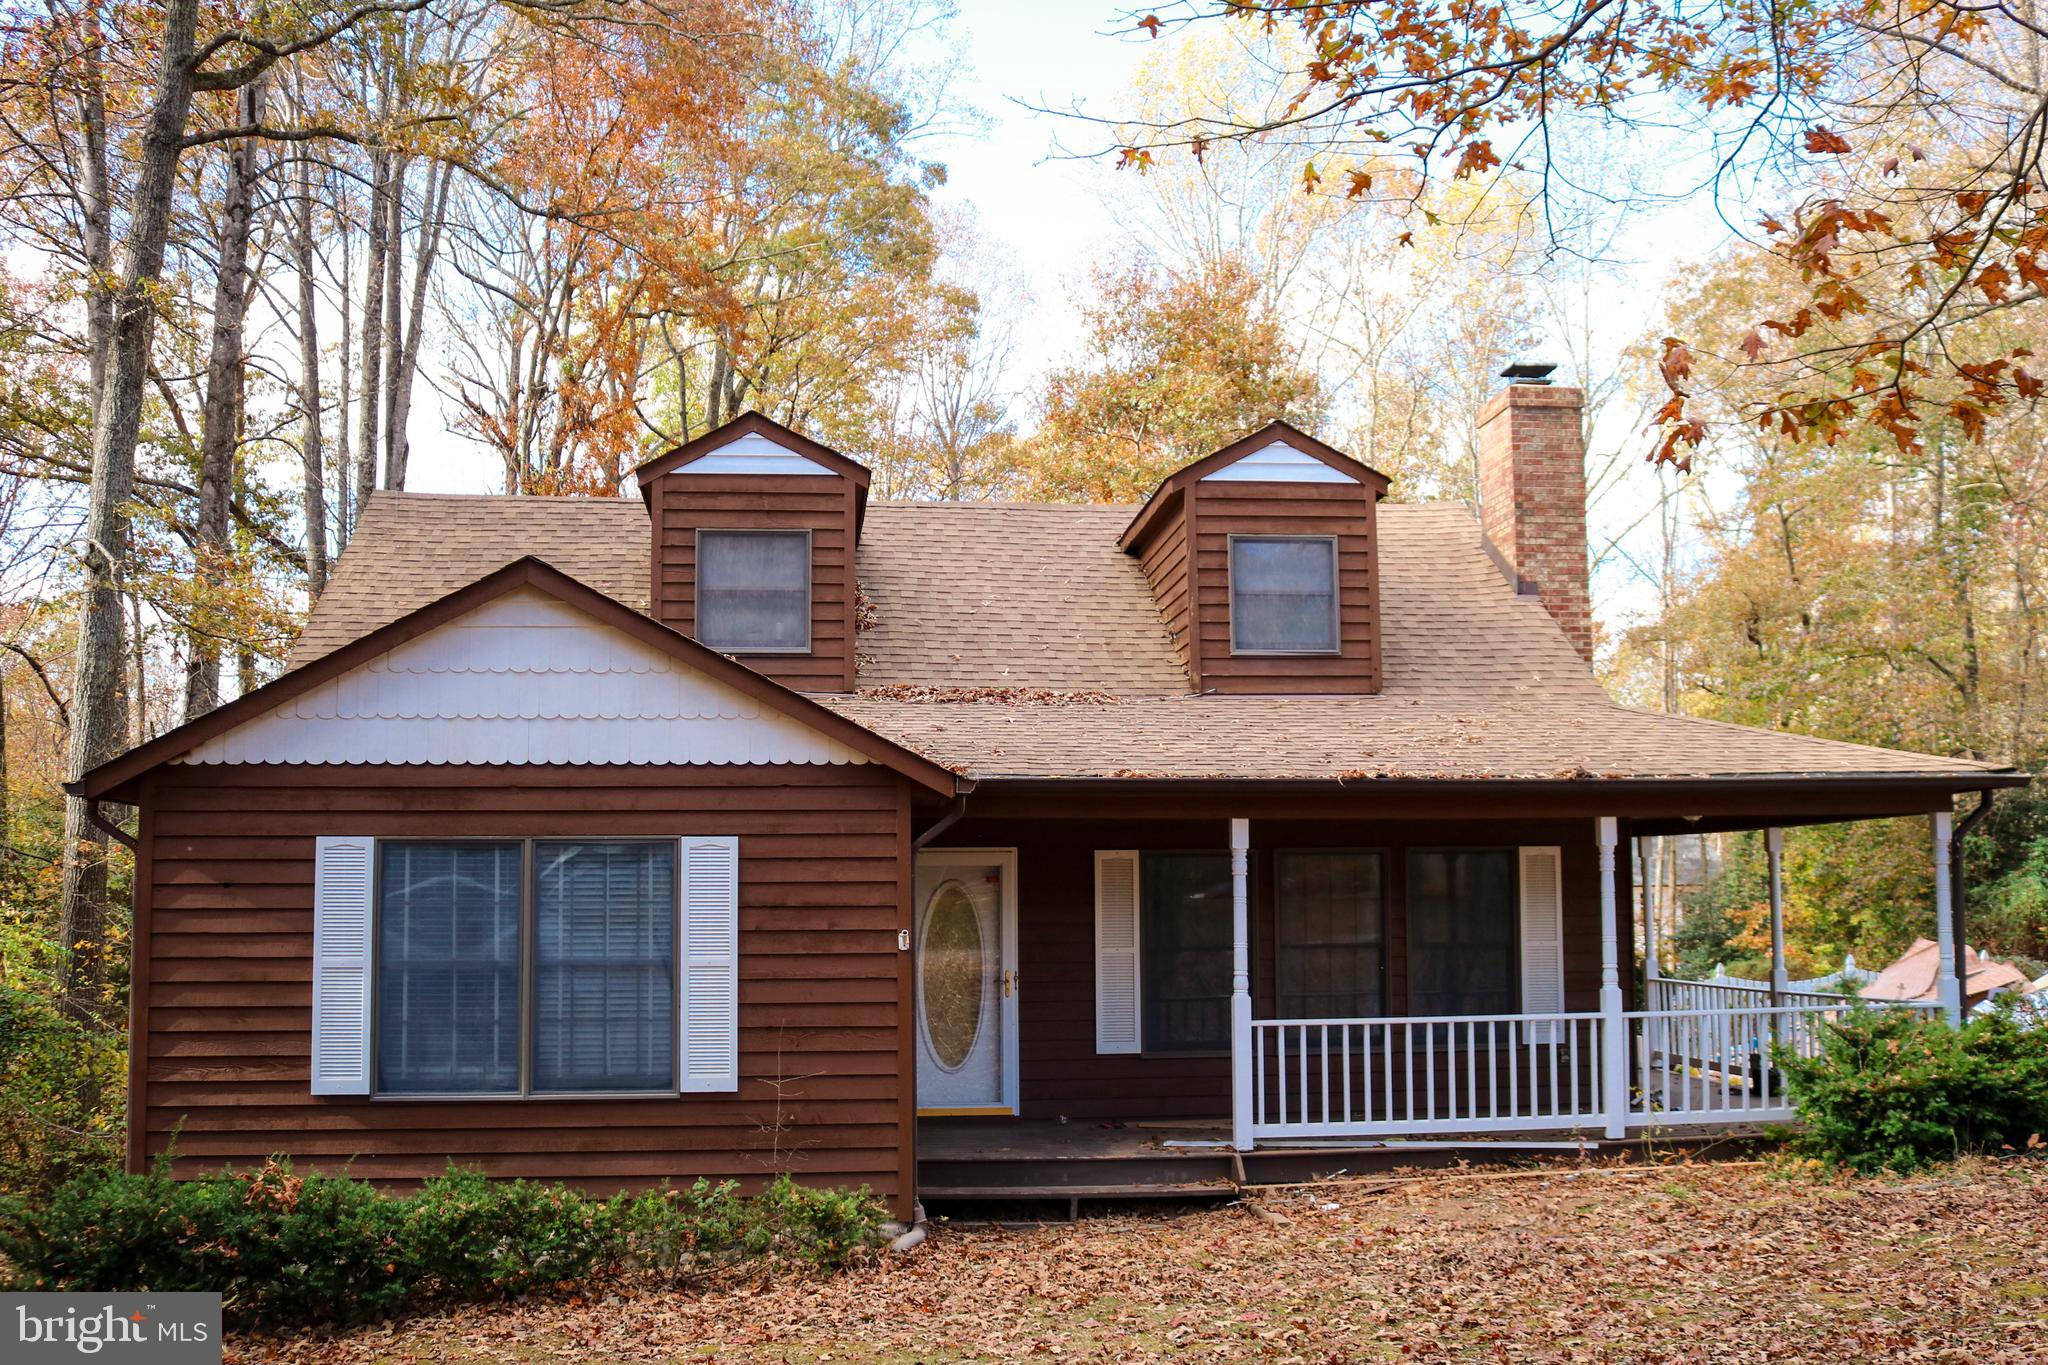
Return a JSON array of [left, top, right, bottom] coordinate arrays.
[[1229, 536, 1339, 654], [1141, 852, 1233, 1052], [696, 529, 810, 652], [1275, 851, 1384, 1019], [1405, 849, 1517, 1017], [374, 840, 679, 1096]]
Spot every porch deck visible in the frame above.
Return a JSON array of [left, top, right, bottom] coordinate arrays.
[[915, 1112, 1763, 1207]]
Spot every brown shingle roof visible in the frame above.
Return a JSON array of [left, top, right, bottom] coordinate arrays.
[[290, 493, 650, 667], [820, 694, 2004, 782], [855, 502, 1187, 694], [291, 491, 2019, 786]]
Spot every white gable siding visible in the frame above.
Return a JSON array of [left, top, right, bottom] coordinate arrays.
[[1200, 440, 1356, 484], [675, 431, 835, 476], [175, 590, 869, 767]]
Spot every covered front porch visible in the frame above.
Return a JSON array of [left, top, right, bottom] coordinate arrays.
[[909, 794, 1977, 1199]]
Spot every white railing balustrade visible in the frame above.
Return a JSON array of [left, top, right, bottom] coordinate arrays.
[[1646, 976, 1863, 1014], [1628, 998, 1942, 1126], [1245, 995, 1943, 1143], [1249, 1013, 1606, 1139]]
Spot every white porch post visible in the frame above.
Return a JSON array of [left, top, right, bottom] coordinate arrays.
[[1639, 837, 1661, 985], [1229, 817, 1254, 1151], [1766, 827, 1788, 1001], [1598, 816, 1627, 1139], [1933, 810, 1961, 1025]]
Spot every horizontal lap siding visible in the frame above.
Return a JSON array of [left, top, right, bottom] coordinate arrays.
[[1135, 502, 1193, 675], [1189, 481, 1381, 694], [935, 816, 1601, 1123], [137, 764, 912, 1213], [650, 474, 858, 692]]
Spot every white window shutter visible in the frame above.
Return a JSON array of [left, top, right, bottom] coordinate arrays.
[[1519, 846, 1566, 1042], [1094, 851, 1142, 1055], [311, 837, 375, 1095], [679, 836, 740, 1092]]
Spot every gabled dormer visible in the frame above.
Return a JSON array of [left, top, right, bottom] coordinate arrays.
[[1119, 423, 1391, 695], [633, 412, 868, 693]]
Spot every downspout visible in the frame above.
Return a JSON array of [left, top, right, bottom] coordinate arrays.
[[911, 785, 973, 851], [1951, 788, 1996, 1004], [85, 798, 137, 853]]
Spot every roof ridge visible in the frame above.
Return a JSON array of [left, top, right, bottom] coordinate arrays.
[[366, 490, 641, 505], [869, 499, 1138, 511]]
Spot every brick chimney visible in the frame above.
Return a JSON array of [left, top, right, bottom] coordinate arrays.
[[1475, 366, 1592, 662]]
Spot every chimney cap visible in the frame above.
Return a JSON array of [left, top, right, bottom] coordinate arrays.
[[1501, 361, 1557, 385]]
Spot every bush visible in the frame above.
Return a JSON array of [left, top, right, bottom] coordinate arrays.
[[401, 1167, 614, 1297], [0, 1160, 887, 1330], [614, 1173, 884, 1278], [1776, 1004, 2048, 1173], [0, 1162, 411, 1328]]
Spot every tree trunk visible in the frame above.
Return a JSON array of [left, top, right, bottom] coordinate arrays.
[[295, 153, 328, 596], [380, 154, 408, 488], [355, 146, 390, 514], [130, 591, 147, 743], [62, 0, 204, 1028], [184, 73, 263, 724], [336, 212, 355, 538], [78, 10, 114, 419], [388, 160, 451, 491]]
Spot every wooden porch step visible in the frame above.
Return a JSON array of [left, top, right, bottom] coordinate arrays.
[[919, 1180, 1237, 1202]]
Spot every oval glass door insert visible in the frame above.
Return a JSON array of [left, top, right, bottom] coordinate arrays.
[[920, 881, 985, 1071]]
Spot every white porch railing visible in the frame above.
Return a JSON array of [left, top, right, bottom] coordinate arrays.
[[1630, 998, 1942, 1125], [1246, 993, 1943, 1143], [1250, 1013, 1606, 1139], [1646, 977, 1863, 1013]]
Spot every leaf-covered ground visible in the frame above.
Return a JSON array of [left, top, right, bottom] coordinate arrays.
[[237, 1157, 2048, 1363]]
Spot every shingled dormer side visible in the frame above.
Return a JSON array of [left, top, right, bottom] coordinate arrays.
[[1120, 424, 1391, 695], [633, 413, 867, 693]]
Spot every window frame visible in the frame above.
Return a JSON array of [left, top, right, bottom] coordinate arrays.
[[1270, 846, 1388, 1021], [369, 837, 684, 1101], [1225, 533, 1342, 657], [694, 527, 814, 655], [1402, 846, 1522, 1020]]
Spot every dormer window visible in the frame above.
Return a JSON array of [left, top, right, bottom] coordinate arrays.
[[1229, 535, 1339, 654], [696, 529, 811, 652]]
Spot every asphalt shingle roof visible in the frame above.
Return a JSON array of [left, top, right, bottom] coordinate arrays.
[[289, 492, 2016, 785]]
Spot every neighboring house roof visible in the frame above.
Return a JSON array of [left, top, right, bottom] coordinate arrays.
[[281, 494, 2022, 789], [77, 558, 960, 802], [1864, 938, 2037, 1006]]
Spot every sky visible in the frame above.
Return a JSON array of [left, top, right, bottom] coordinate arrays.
[[407, 0, 1740, 632]]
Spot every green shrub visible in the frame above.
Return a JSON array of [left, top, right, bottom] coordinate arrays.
[[401, 1166, 614, 1297], [0, 1162, 411, 1328], [1776, 1004, 2048, 1173], [614, 1174, 884, 1278], [754, 1173, 886, 1270], [0, 1160, 887, 1329]]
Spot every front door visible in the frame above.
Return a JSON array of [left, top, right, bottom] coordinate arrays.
[[913, 850, 1018, 1115]]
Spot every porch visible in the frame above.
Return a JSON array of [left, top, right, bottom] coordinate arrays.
[[911, 804, 1971, 1199]]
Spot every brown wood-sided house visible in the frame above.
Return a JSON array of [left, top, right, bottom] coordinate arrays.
[[74, 373, 2030, 1218]]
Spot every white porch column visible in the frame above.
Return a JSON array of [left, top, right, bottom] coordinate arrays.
[[1933, 810, 1961, 1025], [1598, 816, 1627, 1139], [1229, 817, 1254, 1151], [1639, 837, 1661, 984], [1766, 827, 1788, 1000]]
